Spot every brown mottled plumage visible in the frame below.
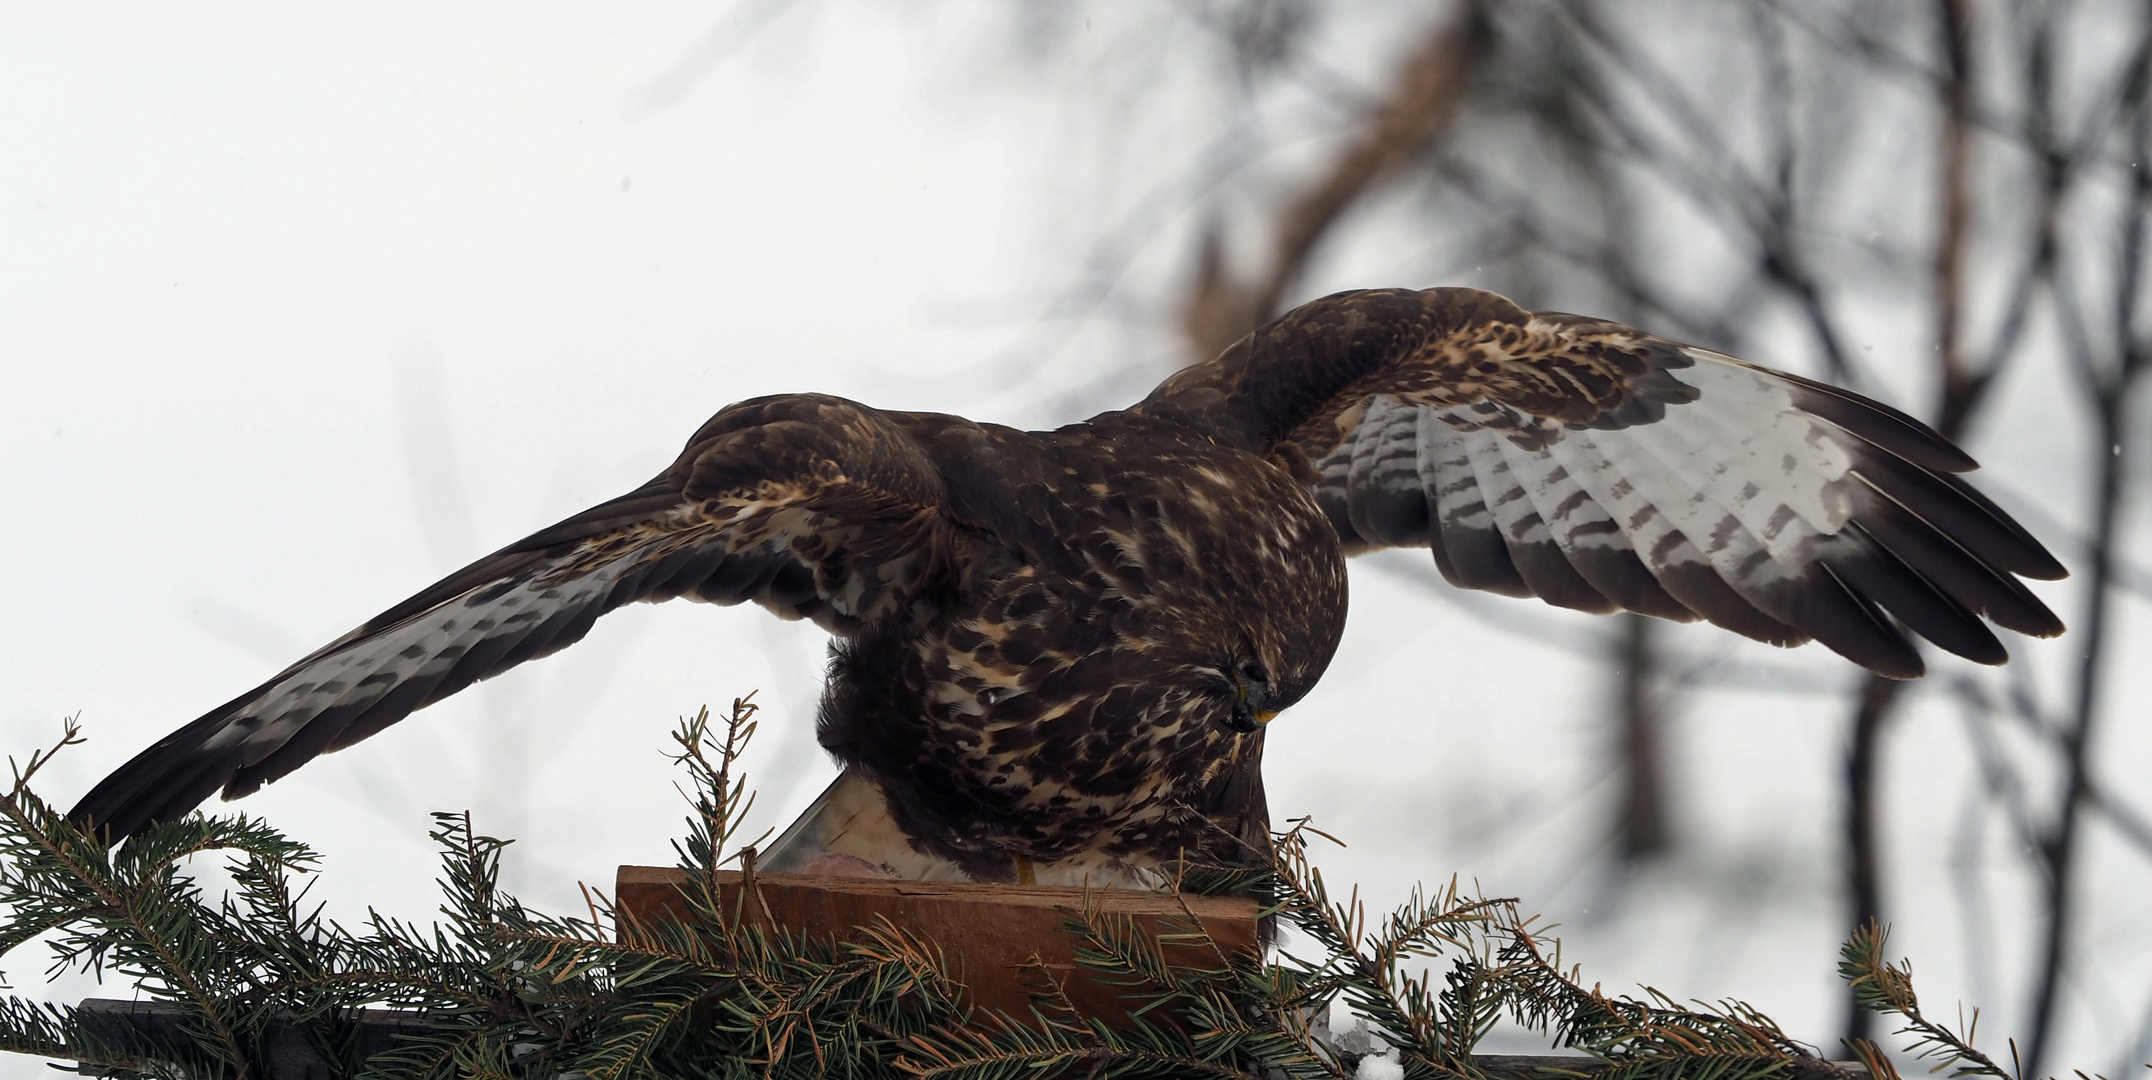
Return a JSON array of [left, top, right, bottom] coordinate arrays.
[[70, 288, 2066, 883]]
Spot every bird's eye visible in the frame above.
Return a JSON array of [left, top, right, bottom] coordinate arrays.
[[1237, 661, 1269, 688]]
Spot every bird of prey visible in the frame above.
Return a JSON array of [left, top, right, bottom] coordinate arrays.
[[70, 288, 2066, 886]]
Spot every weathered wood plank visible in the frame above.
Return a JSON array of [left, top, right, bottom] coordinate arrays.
[[616, 864, 1262, 1019]]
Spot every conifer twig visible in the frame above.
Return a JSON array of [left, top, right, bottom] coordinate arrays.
[[1840, 921, 2016, 1080]]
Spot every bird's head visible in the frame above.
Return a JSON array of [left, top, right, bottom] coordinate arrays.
[[1164, 509, 1348, 737], [1159, 554, 1343, 736], [1196, 618, 1336, 735], [1093, 438, 1350, 738]]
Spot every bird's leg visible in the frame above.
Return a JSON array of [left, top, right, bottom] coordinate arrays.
[[1014, 854, 1037, 885]]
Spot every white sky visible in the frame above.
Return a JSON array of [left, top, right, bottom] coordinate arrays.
[[1, 4, 2146, 1073]]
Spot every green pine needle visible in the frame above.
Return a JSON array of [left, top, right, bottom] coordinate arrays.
[[0, 706, 2055, 1080]]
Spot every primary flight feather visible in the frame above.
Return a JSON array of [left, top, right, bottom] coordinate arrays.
[[70, 288, 2066, 882]]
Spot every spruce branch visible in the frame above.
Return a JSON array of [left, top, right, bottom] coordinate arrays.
[[1840, 922, 2015, 1080], [667, 695, 771, 897], [0, 711, 2093, 1078], [0, 722, 271, 1076]]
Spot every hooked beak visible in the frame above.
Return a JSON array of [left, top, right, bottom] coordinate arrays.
[[1226, 703, 1279, 733], [1225, 664, 1278, 733]]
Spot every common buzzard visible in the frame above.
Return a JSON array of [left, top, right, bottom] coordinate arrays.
[[70, 289, 2066, 884]]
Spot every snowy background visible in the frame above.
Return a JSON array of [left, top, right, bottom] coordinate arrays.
[[2, 3, 2147, 1075]]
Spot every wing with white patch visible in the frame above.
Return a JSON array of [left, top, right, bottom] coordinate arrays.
[[72, 394, 966, 839], [1162, 287, 2067, 677]]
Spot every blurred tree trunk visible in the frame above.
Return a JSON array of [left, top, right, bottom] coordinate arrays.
[[1841, 677, 1902, 1045], [1615, 614, 1669, 859]]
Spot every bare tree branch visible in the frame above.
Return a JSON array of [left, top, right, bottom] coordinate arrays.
[[1842, 0, 1976, 1048], [1182, 4, 1483, 358], [1559, 1, 1868, 385], [2026, 20, 2152, 1068]]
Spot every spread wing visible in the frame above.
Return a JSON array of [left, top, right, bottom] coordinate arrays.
[[1148, 288, 2067, 678], [72, 394, 966, 839]]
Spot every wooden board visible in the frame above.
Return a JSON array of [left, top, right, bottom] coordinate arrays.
[[615, 865, 1261, 1019]]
